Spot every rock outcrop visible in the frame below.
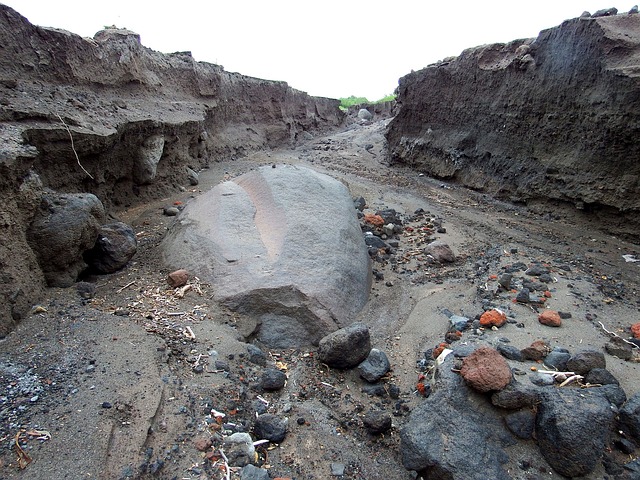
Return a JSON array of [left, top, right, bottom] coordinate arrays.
[[161, 165, 371, 347], [387, 13, 640, 237], [0, 5, 343, 333]]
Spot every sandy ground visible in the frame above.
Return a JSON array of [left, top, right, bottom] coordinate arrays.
[[1, 118, 639, 479]]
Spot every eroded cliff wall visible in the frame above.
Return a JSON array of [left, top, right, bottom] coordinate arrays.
[[0, 5, 343, 332], [387, 14, 640, 233]]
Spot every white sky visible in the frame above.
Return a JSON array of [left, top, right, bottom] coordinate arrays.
[[2, 1, 627, 100]]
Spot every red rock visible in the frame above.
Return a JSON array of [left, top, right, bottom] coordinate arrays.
[[521, 340, 551, 361], [167, 269, 189, 287], [460, 347, 512, 393], [364, 214, 384, 226], [193, 436, 213, 452], [631, 322, 640, 339], [538, 310, 562, 327], [479, 309, 507, 328]]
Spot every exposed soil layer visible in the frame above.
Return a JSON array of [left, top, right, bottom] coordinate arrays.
[[387, 13, 640, 239]]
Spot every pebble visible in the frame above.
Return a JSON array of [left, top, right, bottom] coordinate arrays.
[[538, 310, 562, 327], [363, 411, 392, 434], [261, 368, 287, 391], [357, 348, 391, 383], [101, 402, 112, 409], [253, 414, 288, 443], [331, 463, 345, 476], [163, 206, 180, 216], [515, 288, 530, 303]]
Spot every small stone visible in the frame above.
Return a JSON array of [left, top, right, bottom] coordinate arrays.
[[193, 436, 213, 452], [363, 213, 384, 227], [331, 463, 346, 476], [498, 273, 513, 289], [566, 350, 606, 375], [538, 310, 562, 327], [362, 411, 392, 434], [525, 265, 549, 276], [515, 288, 530, 303], [479, 309, 507, 328], [605, 338, 634, 361], [240, 464, 269, 480], [223, 432, 255, 467], [253, 414, 287, 443], [317, 322, 371, 369], [529, 372, 556, 386], [261, 368, 287, 391], [497, 344, 524, 361], [101, 402, 112, 409], [247, 344, 267, 366], [615, 438, 636, 454], [545, 348, 571, 370], [296, 417, 306, 425], [193, 365, 204, 374], [424, 240, 456, 263], [167, 269, 189, 288], [361, 384, 387, 396], [558, 311, 572, 319], [357, 348, 391, 382], [215, 360, 230, 371], [460, 347, 512, 392], [631, 322, 640, 339], [85, 365, 96, 373], [163, 206, 180, 216], [521, 340, 550, 361], [449, 314, 470, 331]]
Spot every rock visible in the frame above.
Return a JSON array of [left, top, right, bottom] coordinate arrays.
[[424, 240, 456, 263], [600, 383, 627, 407], [460, 347, 512, 393], [362, 411, 392, 434], [538, 310, 562, 327], [449, 314, 470, 331], [364, 234, 388, 249], [584, 368, 619, 386], [167, 269, 189, 288], [223, 432, 256, 467], [186, 166, 199, 186], [529, 372, 555, 386], [133, 134, 165, 184], [363, 213, 384, 226], [353, 196, 366, 211], [544, 348, 571, 370], [253, 414, 287, 443], [361, 384, 386, 396], [504, 410, 535, 439], [318, 322, 371, 369], [496, 343, 524, 361], [84, 222, 137, 274], [382, 223, 395, 237], [515, 288, 530, 303], [163, 206, 180, 216], [331, 463, 346, 476], [479, 309, 507, 328], [521, 340, 550, 361], [193, 436, 213, 452], [27, 192, 105, 287], [606, 338, 634, 360], [162, 165, 371, 348], [261, 368, 287, 391], [615, 438, 636, 454], [631, 5, 639, 14], [619, 393, 640, 443], [76, 281, 96, 299], [535, 388, 616, 477], [631, 322, 640, 339], [357, 108, 373, 121], [357, 348, 391, 382], [240, 464, 269, 480], [566, 349, 606, 375], [525, 265, 549, 277], [497, 273, 513, 289], [401, 353, 513, 479], [593, 7, 618, 17], [376, 208, 402, 225], [247, 344, 267, 366], [491, 381, 542, 409]]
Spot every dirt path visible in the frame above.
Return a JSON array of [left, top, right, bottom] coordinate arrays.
[[1, 118, 639, 479]]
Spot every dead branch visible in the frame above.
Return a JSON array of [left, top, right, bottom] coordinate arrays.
[[55, 113, 94, 180]]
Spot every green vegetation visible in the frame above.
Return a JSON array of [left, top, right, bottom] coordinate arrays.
[[339, 94, 396, 111]]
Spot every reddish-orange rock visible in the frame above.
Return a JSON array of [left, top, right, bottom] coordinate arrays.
[[432, 342, 450, 359], [167, 269, 189, 287], [631, 322, 640, 339], [460, 347, 512, 393], [538, 310, 562, 327], [363, 213, 385, 226], [193, 436, 213, 452], [479, 309, 507, 328]]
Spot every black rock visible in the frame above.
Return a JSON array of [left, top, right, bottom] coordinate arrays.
[[605, 338, 634, 361], [525, 265, 549, 276], [240, 464, 269, 480], [247, 344, 267, 366], [538, 273, 554, 284], [215, 360, 230, 371], [504, 410, 535, 439], [357, 348, 391, 382], [535, 388, 615, 477], [584, 368, 619, 386], [376, 208, 402, 225], [558, 311, 572, 319], [497, 273, 513, 289], [491, 381, 541, 410], [619, 393, 640, 443], [615, 438, 637, 455], [566, 349, 606, 375], [84, 222, 137, 274], [253, 414, 287, 443], [363, 411, 392, 434], [515, 288, 530, 303], [544, 348, 571, 371], [497, 344, 524, 362], [261, 368, 287, 391], [364, 234, 389, 250], [317, 322, 371, 369], [353, 196, 366, 211], [361, 384, 387, 396]]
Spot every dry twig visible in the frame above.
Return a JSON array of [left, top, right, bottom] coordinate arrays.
[[219, 448, 231, 480], [55, 113, 94, 180], [116, 281, 136, 293]]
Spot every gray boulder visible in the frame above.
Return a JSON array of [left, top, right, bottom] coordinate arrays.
[[84, 222, 137, 273], [357, 108, 373, 121], [27, 192, 105, 287], [400, 352, 512, 479], [162, 165, 371, 348], [535, 388, 616, 477], [133, 134, 165, 184], [318, 322, 371, 369]]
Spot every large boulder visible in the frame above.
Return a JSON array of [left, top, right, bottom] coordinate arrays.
[[162, 165, 371, 347], [84, 221, 137, 273], [27, 192, 105, 287]]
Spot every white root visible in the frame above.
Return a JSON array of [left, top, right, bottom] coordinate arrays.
[[598, 321, 639, 349], [219, 448, 231, 480]]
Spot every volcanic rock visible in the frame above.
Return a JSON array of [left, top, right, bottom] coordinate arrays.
[[317, 322, 371, 369], [357, 348, 391, 382], [84, 221, 137, 274], [460, 347, 512, 393]]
